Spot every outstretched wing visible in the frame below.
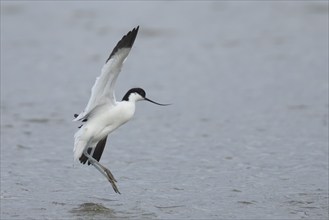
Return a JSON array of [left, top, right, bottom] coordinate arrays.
[[74, 26, 139, 121]]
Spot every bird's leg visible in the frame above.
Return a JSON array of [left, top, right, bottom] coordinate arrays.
[[83, 151, 120, 194], [88, 156, 117, 182]]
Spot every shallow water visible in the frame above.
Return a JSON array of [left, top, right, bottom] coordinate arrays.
[[1, 1, 328, 219]]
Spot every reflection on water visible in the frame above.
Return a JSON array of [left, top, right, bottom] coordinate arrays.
[[70, 203, 118, 219], [70, 202, 157, 219]]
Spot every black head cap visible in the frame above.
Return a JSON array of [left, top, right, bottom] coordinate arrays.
[[122, 88, 145, 101]]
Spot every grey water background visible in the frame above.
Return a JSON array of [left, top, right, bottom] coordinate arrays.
[[1, 1, 328, 219]]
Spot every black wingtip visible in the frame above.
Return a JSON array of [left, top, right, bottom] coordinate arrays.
[[106, 26, 140, 63]]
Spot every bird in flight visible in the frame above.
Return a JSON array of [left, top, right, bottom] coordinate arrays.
[[73, 26, 169, 194]]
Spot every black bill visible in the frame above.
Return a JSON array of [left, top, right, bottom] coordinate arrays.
[[144, 97, 170, 106]]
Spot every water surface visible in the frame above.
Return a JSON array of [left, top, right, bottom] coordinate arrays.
[[1, 1, 328, 219]]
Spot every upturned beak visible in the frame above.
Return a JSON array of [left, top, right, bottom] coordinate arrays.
[[144, 97, 170, 106]]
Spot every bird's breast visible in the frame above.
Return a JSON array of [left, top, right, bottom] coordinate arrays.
[[114, 101, 135, 124], [96, 102, 135, 129], [81, 102, 135, 141]]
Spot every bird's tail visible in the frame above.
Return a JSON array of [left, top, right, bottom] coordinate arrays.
[[73, 129, 86, 161], [73, 141, 86, 162]]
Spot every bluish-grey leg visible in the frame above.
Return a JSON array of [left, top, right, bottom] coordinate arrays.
[[83, 151, 120, 194]]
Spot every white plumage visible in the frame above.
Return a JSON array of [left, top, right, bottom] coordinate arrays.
[[73, 47, 131, 122], [73, 26, 169, 194]]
